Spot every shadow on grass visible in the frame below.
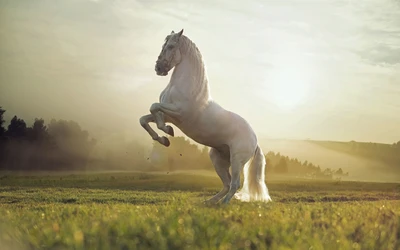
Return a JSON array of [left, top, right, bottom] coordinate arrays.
[[278, 196, 400, 203], [0, 172, 399, 194], [0, 195, 171, 205], [0, 173, 222, 192]]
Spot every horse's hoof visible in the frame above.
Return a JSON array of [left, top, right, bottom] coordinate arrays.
[[166, 126, 174, 137], [161, 136, 170, 147], [220, 198, 230, 204]]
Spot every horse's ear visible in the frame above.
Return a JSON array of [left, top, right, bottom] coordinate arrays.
[[177, 29, 184, 37], [171, 30, 175, 34]]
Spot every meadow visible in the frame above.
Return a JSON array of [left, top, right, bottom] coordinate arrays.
[[0, 171, 399, 250]]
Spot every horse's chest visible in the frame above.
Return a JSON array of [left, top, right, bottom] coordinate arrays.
[[159, 91, 171, 103], [159, 86, 184, 104]]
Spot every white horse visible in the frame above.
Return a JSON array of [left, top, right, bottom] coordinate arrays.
[[139, 29, 272, 204]]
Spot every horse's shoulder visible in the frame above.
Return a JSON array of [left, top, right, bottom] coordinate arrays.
[[159, 87, 168, 102]]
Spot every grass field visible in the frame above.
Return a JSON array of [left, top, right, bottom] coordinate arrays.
[[0, 172, 399, 250]]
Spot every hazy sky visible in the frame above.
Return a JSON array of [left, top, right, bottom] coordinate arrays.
[[0, 0, 399, 144]]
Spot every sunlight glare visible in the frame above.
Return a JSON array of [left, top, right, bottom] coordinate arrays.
[[267, 55, 312, 111], [270, 72, 309, 110]]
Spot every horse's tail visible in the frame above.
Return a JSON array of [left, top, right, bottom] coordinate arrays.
[[235, 145, 272, 202]]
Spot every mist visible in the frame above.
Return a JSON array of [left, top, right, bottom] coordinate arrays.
[[262, 139, 400, 183]]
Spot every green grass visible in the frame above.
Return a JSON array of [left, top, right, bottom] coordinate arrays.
[[0, 172, 399, 250]]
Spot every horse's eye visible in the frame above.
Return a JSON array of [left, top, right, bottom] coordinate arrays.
[[167, 45, 174, 49]]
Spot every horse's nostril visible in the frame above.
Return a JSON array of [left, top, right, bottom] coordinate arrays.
[[156, 65, 161, 71]]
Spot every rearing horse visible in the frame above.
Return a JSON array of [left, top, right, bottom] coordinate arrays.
[[139, 29, 272, 204]]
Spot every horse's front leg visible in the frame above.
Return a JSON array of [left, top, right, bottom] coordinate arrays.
[[150, 103, 181, 136], [139, 114, 171, 147], [153, 111, 175, 137]]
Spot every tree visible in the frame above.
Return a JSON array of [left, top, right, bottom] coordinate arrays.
[[48, 119, 96, 150], [335, 168, 344, 175], [0, 107, 6, 167], [28, 118, 48, 141], [46, 119, 96, 168], [275, 158, 288, 174], [265, 157, 273, 173], [0, 106, 5, 136], [198, 146, 212, 170], [7, 115, 27, 138]]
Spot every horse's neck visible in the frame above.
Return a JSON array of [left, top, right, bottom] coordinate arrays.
[[169, 37, 211, 104]]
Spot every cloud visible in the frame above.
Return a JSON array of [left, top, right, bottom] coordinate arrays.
[[357, 43, 400, 65]]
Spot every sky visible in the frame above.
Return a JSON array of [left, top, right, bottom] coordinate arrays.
[[0, 0, 399, 144]]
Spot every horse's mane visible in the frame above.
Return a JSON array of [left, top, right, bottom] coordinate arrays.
[[179, 35, 203, 63], [174, 35, 211, 102]]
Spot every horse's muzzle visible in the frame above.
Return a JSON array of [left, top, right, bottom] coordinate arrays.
[[155, 60, 169, 76]]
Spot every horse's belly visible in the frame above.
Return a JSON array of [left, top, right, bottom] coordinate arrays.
[[177, 112, 231, 148], [179, 126, 221, 148], [171, 101, 256, 150]]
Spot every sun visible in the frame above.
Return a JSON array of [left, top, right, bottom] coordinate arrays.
[[269, 71, 310, 110], [266, 57, 312, 111]]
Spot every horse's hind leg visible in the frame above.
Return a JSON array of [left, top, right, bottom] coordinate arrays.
[[139, 114, 170, 147], [221, 152, 252, 204], [205, 148, 231, 204]]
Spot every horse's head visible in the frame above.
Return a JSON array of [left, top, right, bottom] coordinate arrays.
[[155, 29, 184, 76]]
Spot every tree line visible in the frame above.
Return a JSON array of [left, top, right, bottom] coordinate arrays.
[[0, 106, 209, 172], [149, 136, 344, 179], [264, 151, 347, 179], [1, 105, 346, 179], [0, 106, 97, 170], [310, 140, 400, 168]]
